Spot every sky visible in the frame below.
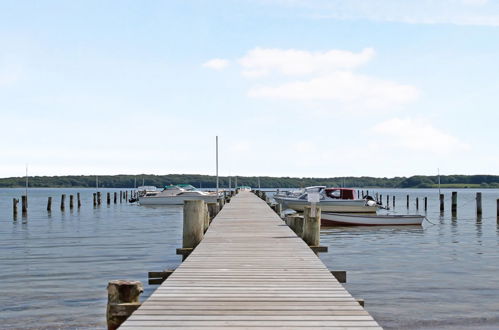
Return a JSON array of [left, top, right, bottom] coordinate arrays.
[[1, 0, 498, 178]]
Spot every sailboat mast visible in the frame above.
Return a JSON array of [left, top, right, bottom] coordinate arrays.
[[438, 168, 441, 196], [25, 164, 28, 207], [216, 136, 219, 196]]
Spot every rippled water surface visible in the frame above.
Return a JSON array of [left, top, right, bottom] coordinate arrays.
[[1, 188, 499, 329]]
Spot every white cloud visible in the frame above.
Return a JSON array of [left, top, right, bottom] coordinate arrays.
[[372, 118, 470, 153], [248, 71, 419, 109], [202, 58, 230, 70], [238, 47, 374, 78]]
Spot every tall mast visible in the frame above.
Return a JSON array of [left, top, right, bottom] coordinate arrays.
[[96, 176, 98, 191], [25, 164, 28, 207], [438, 168, 441, 196], [216, 136, 219, 196]]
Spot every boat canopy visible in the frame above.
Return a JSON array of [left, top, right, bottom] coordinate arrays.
[[164, 184, 197, 191]]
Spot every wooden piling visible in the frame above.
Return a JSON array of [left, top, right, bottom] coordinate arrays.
[[451, 191, 457, 215], [182, 200, 205, 250], [285, 215, 304, 238], [60, 194, 66, 210], [380, 194, 383, 205], [386, 195, 389, 206], [97, 192, 102, 205], [424, 197, 428, 211], [125, 191, 128, 202], [21, 195, 27, 214], [416, 197, 419, 209], [106, 280, 143, 330], [440, 194, 444, 212], [13, 198, 18, 218], [274, 203, 282, 217], [107, 192, 111, 205], [93, 193, 97, 206], [303, 206, 321, 247], [77, 193, 81, 208], [203, 202, 210, 233], [406, 195, 409, 208], [114, 192, 117, 204], [120, 191, 123, 203], [497, 199, 499, 218], [476, 192, 482, 216], [207, 202, 219, 221], [69, 195, 74, 209], [47, 197, 52, 211], [393, 196, 395, 207]]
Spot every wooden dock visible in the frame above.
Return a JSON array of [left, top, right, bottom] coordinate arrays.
[[120, 191, 382, 329]]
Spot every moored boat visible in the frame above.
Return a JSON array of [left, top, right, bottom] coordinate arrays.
[[273, 186, 378, 213], [138, 184, 220, 205], [321, 212, 424, 226]]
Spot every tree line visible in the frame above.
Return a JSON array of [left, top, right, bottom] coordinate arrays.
[[0, 174, 498, 188]]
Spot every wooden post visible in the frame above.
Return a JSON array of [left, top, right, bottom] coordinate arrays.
[[218, 198, 224, 211], [47, 197, 52, 211], [424, 197, 428, 211], [114, 192, 117, 204], [60, 194, 66, 210], [375, 193, 379, 203], [183, 200, 205, 250], [361, 190, 364, 197], [21, 195, 27, 214], [69, 195, 74, 209], [106, 280, 143, 330], [93, 193, 97, 206], [439, 194, 444, 212], [406, 195, 409, 208], [97, 192, 102, 205], [125, 191, 128, 202], [497, 199, 499, 218], [286, 215, 304, 238], [380, 194, 383, 205], [207, 202, 219, 221], [451, 191, 457, 215], [77, 193, 81, 208], [203, 202, 210, 233], [357, 190, 360, 199], [303, 206, 321, 247], [392, 196, 395, 208], [120, 191, 123, 203], [416, 197, 419, 209], [386, 195, 389, 206], [476, 192, 482, 216], [274, 203, 282, 217], [13, 198, 18, 219]]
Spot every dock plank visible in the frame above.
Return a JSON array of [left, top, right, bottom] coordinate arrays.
[[121, 191, 382, 329]]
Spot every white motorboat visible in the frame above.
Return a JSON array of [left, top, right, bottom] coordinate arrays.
[[273, 186, 378, 213], [321, 212, 424, 226], [138, 184, 220, 205]]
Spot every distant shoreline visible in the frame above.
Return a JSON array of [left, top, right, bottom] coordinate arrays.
[[0, 174, 498, 189]]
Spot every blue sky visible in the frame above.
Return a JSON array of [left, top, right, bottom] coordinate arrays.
[[1, 0, 498, 178]]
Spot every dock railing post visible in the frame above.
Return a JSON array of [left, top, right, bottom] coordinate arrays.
[[106, 280, 143, 330], [476, 192, 482, 216], [303, 206, 321, 247]]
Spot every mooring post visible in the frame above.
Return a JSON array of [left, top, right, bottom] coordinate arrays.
[[125, 191, 128, 202], [416, 197, 419, 210], [497, 199, 499, 218], [97, 192, 102, 205], [424, 197, 428, 211], [69, 195, 74, 209], [182, 200, 205, 257], [393, 195, 395, 207], [13, 198, 18, 219], [106, 280, 143, 330], [114, 192, 117, 204], [77, 193, 81, 208], [207, 202, 219, 221], [274, 203, 282, 217], [203, 202, 210, 233], [93, 193, 97, 206], [357, 190, 360, 199], [60, 194, 66, 211], [386, 195, 389, 206], [406, 195, 409, 208], [380, 194, 383, 205], [451, 191, 457, 215], [476, 192, 482, 216], [47, 197, 52, 211], [303, 206, 321, 247], [439, 194, 444, 212], [119, 191, 123, 203], [107, 192, 111, 205], [218, 198, 224, 210], [21, 195, 27, 215], [286, 215, 304, 238]]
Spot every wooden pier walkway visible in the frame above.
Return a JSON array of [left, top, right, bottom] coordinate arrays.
[[121, 191, 382, 329]]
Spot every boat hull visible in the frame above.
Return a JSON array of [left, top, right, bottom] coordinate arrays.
[[139, 195, 219, 205], [273, 196, 377, 213], [321, 212, 424, 226]]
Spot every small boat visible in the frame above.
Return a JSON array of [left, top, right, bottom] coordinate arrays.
[[321, 212, 424, 226], [273, 186, 378, 213], [138, 184, 220, 205]]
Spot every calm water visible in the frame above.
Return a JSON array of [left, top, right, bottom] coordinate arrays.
[[1, 188, 498, 329]]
